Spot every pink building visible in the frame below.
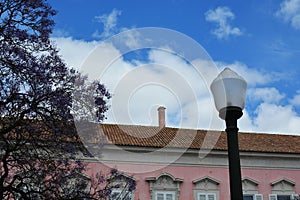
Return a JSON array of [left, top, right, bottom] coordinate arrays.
[[82, 110, 300, 200]]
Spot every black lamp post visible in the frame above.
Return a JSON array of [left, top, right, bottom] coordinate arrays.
[[210, 68, 247, 200]]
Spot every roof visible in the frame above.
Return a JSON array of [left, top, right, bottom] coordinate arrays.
[[99, 124, 300, 154]]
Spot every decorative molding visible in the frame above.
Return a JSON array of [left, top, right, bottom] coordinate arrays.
[[116, 173, 136, 181], [242, 177, 260, 185], [271, 178, 296, 186], [193, 176, 220, 200], [192, 176, 221, 185], [146, 172, 183, 200], [95, 144, 300, 171], [271, 177, 296, 194], [242, 177, 259, 194], [145, 172, 184, 183], [108, 173, 136, 191]]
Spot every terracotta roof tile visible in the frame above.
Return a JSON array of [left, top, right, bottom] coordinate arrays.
[[99, 124, 300, 154]]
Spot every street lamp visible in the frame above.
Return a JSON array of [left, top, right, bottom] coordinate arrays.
[[210, 67, 247, 200]]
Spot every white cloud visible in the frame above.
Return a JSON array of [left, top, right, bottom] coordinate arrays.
[[289, 91, 300, 106], [216, 61, 274, 86], [276, 0, 300, 29], [105, 50, 213, 129], [52, 36, 300, 135], [238, 110, 254, 132], [93, 9, 122, 38], [52, 37, 99, 69], [118, 28, 142, 49], [252, 103, 300, 134], [205, 6, 243, 39], [248, 87, 285, 104]]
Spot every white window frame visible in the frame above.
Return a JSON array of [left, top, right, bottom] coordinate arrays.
[[155, 191, 175, 200], [291, 194, 300, 200], [110, 189, 133, 200], [198, 193, 217, 200], [269, 194, 298, 200], [269, 194, 277, 200], [243, 194, 263, 200], [255, 194, 264, 200]]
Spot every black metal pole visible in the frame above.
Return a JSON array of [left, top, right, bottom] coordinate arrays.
[[220, 106, 243, 200]]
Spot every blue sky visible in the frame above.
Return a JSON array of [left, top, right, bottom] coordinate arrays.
[[48, 0, 300, 135]]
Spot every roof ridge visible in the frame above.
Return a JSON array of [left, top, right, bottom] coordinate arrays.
[[99, 123, 300, 154], [100, 123, 300, 137]]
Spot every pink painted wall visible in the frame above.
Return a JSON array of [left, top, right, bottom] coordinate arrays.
[[84, 162, 300, 200]]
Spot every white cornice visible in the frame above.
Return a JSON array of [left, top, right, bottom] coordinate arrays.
[[271, 178, 296, 186]]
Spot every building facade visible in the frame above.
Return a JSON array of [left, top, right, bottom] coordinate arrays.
[[80, 122, 300, 200]]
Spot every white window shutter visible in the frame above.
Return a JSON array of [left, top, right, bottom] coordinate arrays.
[[156, 193, 164, 200], [110, 190, 121, 199], [269, 194, 277, 200], [208, 193, 216, 200], [155, 192, 175, 200], [255, 194, 263, 200], [198, 193, 206, 200], [124, 192, 133, 200], [166, 193, 174, 200]]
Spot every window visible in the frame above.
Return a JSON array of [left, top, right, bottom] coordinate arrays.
[[242, 177, 262, 200], [13, 172, 45, 200], [192, 176, 220, 200], [110, 189, 133, 200], [146, 172, 183, 200], [13, 172, 91, 199], [155, 191, 175, 200], [14, 184, 42, 200], [270, 178, 297, 200], [243, 194, 263, 200], [60, 172, 91, 198], [108, 174, 135, 200], [269, 194, 299, 200], [198, 193, 216, 200]]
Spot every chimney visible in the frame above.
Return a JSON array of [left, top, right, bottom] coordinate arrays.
[[157, 106, 166, 128]]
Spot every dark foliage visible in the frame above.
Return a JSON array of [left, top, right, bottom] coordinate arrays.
[[85, 168, 136, 200], [0, 0, 134, 199]]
